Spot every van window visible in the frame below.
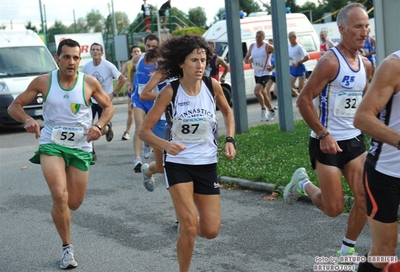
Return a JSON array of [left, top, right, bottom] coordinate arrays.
[[215, 42, 228, 57], [297, 34, 317, 53], [214, 42, 248, 64], [0, 46, 57, 77]]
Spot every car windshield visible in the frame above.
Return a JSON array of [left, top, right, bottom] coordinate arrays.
[[0, 46, 57, 77]]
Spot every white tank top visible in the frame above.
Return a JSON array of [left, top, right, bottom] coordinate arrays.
[[367, 51, 400, 178], [251, 43, 271, 77], [40, 70, 93, 152], [311, 46, 366, 141], [165, 80, 218, 165]]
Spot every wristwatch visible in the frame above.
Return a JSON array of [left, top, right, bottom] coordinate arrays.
[[316, 131, 330, 140], [93, 124, 102, 131], [112, 91, 118, 96], [225, 136, 236, 149], [397, 140, 400, 150]]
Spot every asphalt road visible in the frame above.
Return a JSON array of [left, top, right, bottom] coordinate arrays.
[[1, 98, 398, 272]]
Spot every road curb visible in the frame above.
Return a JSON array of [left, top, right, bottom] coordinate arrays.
[[219, 176, 314, 203], [220, 176, 358, 207]]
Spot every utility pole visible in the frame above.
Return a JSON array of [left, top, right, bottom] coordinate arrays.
[[111, 0, 120, 69], [73, 9, 77, 33], [38, 0, 45, 36]]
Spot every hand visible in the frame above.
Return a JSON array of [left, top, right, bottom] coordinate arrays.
[[220, 77, 225, 83], [166, 142, 186, 155], [319, 135, 343, 154], [85, 126, 102, 142], [24, 119, 41, 139], [224, 144, 236, 160], [127, 85, 133, 93]]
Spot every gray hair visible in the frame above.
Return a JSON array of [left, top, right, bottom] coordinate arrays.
[[256, 30, 265, 37], [337, 3, 365, 29]]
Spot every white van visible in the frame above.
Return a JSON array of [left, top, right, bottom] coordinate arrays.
[[203, 13, 320, 101], [0, 30, 58, 125]]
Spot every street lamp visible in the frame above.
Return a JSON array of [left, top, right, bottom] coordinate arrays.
[[300, 10, 313, 23]]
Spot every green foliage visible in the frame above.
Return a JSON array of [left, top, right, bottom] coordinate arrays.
[[218, 120, 312, 185], [171, 27, 206, 36], [239, 0, 262, 14], [188, 7, 207, 29], [46, 20, 70, 43], [25, 22, 38, 33], [86, 9, 105, 33]]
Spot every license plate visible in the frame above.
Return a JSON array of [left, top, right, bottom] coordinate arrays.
[[34, 109, 43, 116]]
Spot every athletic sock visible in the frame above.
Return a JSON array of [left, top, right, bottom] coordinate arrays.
[[299, 180, 311, 193], [340, 237, 356, 255]]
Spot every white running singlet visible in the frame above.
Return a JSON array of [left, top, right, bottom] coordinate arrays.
[[311, 46, 367, 141], [40, 70, 93, 152]]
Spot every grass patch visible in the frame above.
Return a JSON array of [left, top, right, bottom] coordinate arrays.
[[217, 119, 362, 198]]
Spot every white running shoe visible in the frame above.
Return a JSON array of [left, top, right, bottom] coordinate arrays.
[[60, 244, 78, 269], [122, 132, 130, 140], [283, 167, 309, 205], [260, 109, 267, 121], [133, 158, 142, 173], [141, 163, 155, 192], [267, 110, 277, 121], [143, 143, 152, 159]]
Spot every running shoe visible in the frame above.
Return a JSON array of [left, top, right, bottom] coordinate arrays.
[[122, 132, 130, 140], [260, 109, 267, 121], [143, 143, 152, 159], [60, 244, 78, 269], [141, 163, 155, 192], [267, 110, 277, 121], [336, 248, 359, 271], [283, 167, 308, 204], [106, 122, 114, 142], [133, 158, 142, 173]]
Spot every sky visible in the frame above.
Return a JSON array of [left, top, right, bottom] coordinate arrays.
[[1, 0, 315, 30]]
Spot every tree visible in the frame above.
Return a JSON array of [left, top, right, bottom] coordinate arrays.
[[71, 18, 89, 33], [214, 7, 225, 23], [86, 9, 105, 33], [172, 26, 206, 36], [239, 0, 262, 15], [188, 7, 207, 29], [46, 20, 69, 43], [25, 22, 38, 33]]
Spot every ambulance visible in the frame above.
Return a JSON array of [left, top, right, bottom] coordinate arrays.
[[203, 12, 320, 101]]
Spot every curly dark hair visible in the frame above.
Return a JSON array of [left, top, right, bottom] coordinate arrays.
[[157, 35, 212, 78], [145, 46, 159, 62]]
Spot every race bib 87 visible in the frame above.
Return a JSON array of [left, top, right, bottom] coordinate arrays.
[[171, 116, 211, 143]]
